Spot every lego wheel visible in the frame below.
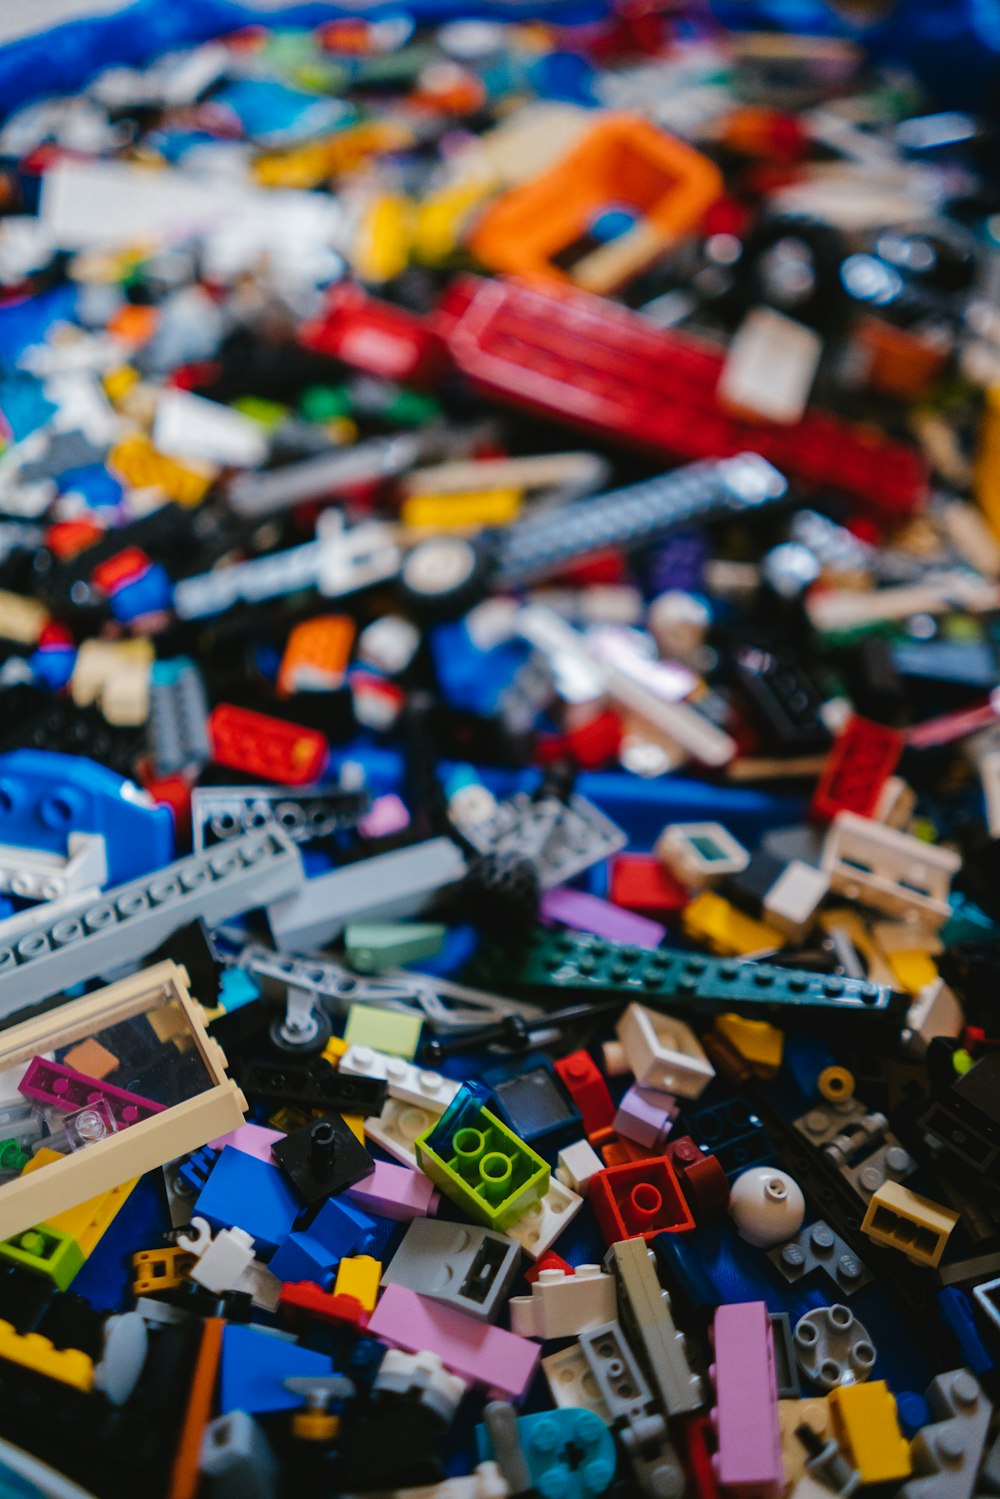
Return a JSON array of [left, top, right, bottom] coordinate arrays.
[[269, 1004, 332, 1056], [398, 533, 492, 617]]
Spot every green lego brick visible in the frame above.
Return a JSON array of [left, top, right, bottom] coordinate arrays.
[[343, 1001, 423, 1060], [0, 1224, 84, 1291], [345, 922, 446, 974], [415, 1083, 550, 1232], [468, 929, 905, 1029]]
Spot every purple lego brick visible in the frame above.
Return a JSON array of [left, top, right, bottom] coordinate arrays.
[[209, 1122, 285, 1161], [348, 1160, 440, 1220], [710, 1301, 783, 1497], [19, 1055, 164, 1127], [367, 1284, 540, 1401], [540, 887, 665, 949], [613, 1084, 679, 1151]]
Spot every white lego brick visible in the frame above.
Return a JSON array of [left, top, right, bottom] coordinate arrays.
[[340, 1044, 459, 1115], [555, 1140, 604, 1195], [178, 1218, 255, 1295], [236, 1258, 283, 1313], [904, 979, 965, 1056], [0, 832, 107, 904], [615, 1003, 715, 1100], [505, 1178, 584, 1261], [364, 1097, 438, 1170], [542, 1342, 612, 1421], [268, 837, 467, 951], [154, 388, 268, 469], [822, 811, 959, 927], [655, 822, 749, 889], [509, 1265, 617, 1341], [762, 860, 830, 942], [719, 307, 822, 425]]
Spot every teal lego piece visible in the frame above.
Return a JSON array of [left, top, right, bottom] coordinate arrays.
[[477, 1407, 616, 1499], [415, 1082, 550, 1232]]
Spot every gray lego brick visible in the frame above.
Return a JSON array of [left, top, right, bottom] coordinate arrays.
[[268, 837, 467, 951], [0, 829, 303, 1026], [768, 1220, 874, 1296], [192, 782, 371, 851], [576, 1320, 656, 1422], [149, 661, 211, 776], [379, 1219, 521, 1322], [604, 1238, 703, 1416], [901, 1370, 992, 1499]]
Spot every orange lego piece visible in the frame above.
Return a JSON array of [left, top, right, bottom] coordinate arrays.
[[168, 1317, 224, 1499], [278, 615, 356, 695], [62, 1038, 118, 1080], [469, 115, 721, 293]]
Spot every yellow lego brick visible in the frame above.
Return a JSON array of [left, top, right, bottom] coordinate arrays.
[[817, 910, 896, 988], [861, 1180, 959, 1268], [341, 1114, 366, 1144], [402, 489, 523, 531], [334, 1255, 381, 1313], [413, 181, 492, 265], [103, 364, 140, 405], [886, 949, 939, 995], [108, 433, 214, 506], [682, 891, 786, 956], [828, 1381, 911, 1484], [354, 194, 411, 284], [0, 1318, 93, 1391], [24, 1148, 139, 1257], [974, 383, 1000, 541], [713, 1013, 784, 1078], [132, 1245, 198, 1295], [323, 1036, 349, 1066]]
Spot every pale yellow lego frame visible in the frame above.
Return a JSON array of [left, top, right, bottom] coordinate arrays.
[[0, 960, 247, 1241]]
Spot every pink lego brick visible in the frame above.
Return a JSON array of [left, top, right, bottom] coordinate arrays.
[[710, 1301, 783, 1497], [358, 794, 411, 839], [209, 1123, 285, 1162], [540, 888, 665, 949], [367, 1283, 540, 1401], [19, 1055, 164, 1127], [347, 1160, 440, 1220], [613, 1084, 679, 1151]]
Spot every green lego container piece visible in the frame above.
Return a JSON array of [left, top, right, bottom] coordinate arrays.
[[0, 1223, 85, 1291], [415, 1083, 550, 1232]]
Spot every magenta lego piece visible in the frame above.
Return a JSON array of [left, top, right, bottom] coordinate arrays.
[[710, 1301, 783, 1497], [348, 1160, 440, 1220], [19, 1055, 164, 1128], [540, 887, 665, 949], [613, 1084, 679, 1151], [358, 793, 411, 839], [209, 1122, 285, 1161], [367, 1283, 540, 1401]]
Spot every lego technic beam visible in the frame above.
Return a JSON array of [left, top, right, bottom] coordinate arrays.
[[470, 928, 906, 1030], [0, 830, 303, 1027]]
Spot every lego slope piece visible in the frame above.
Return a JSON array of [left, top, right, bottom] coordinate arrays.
[[219, 1322, 335, 1415], [415, 1083, 550, 1233], [900, 1370, 992, 1499], [195, 1148, 300, 1258], [0, 829, 303, 1024], [381, 1219, 520, 1321], [368, 1283, 540, 1401], [0, 962, 246, 1242], [710, 1301, 783, 1497]]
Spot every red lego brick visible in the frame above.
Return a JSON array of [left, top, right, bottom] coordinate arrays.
[[300, 282, 447, 387], [554, 1050, 615, 1135], [681, 1413, 722, 1499], [590, 1157, 696, 1245], [278, 1281, 370, 1329], [91, 546, 152, 596], [45, 519, 104, 562], [436, 276, 927, 517], [610, 855, 689, 917], [810, 714, 904, 823], [523, 1251, 574, 1286], [535, 710, 623, 770], [208, 703, 329, 786], [600, 1135, 654, 1167], [665, 1136, 730, 1224]]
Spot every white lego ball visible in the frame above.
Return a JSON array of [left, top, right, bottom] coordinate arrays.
[[729, 1166, 805, 1247]]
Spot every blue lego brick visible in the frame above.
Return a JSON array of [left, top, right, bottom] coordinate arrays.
[[68, 1171, 171, 1313], [896, 1390, 932, 1437], [482, 1056, 582, 1154], [269, 1197, 379, 1286], [220, 1322, 335, 1414], [108, 563, 173, 622], [938, 1286, 995, 1377], [176, 1147, 218, 1196], [0, 749, 174, 882], [429, 620, 529, 718], [194, 1146, 301, 1259], [218, 968, 261, 1011]]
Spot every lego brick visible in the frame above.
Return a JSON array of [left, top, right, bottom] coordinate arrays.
[[219, 1322, 334, 1415], [438, 276, 922, 514], [0, 1224, 83, 1291], [767, 1219, 873, 1296], [177, 1218, 257, 1295], [471, 929, 903, 1030], [552, 1051, 615, 1134], [208, 704, 328, 786], [810, 716, 905, 824], [609, 854, 690, 917], [208, 1123, 284, 1163], [792, 1305, 876, 1392], [591, 1157, 695, 1245], [828, 1379, 911, 1484], [822, 811, 959, 927], [605, 1237, 703, 1416], [239, 1058, 386, 1117], [900, 1370, 992, 1499], [343, 1004, 423, 1062], [19, 1056, 164, 1127], [367, 1284, 540, 1402], [0, 1317, 93, 1391], [334, 1255, 381, 1313], [482, 1059, 581, 1150], [0, 962, 246, 1243], [348, 1160, 440, 1221], [682, 891, 786, 956], [656, 822, 749, 889], [194, 1148, 301, 1259], [268, 837, 466, 950], [415, 1083, 550, 1234], [613, 1083, 678, 1151], [0, 830, 302, 1025], [149, 661, 211, 779], [760, 861, 830, 943], [271, 1112, 374, 1204], [198, 1410, 279, 1499], [861, 1180, 959, 1268], [664, 1136, 730, 1224], [381, 1219, 520, 1322], [615, 1003, 715, 1100], [542, 1341, 612, 1422], [340, 1043, 460, 1115], [710, 1301, 783, 1497], [191, 782, 371, 852], [505, 1178, 584, 1262], [509, 1265, 617, 1341], [555, 1139, 603, 1195]]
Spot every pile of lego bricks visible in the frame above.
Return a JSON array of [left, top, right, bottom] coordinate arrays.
[[0, 5, 998, 1498]]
